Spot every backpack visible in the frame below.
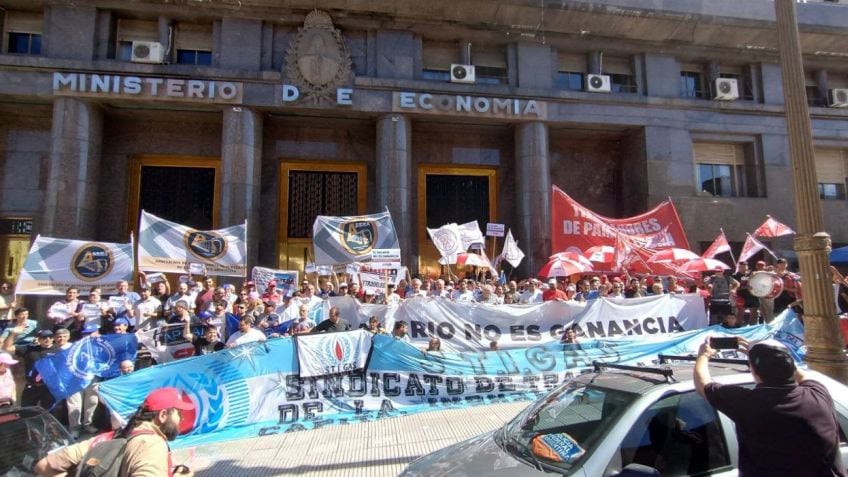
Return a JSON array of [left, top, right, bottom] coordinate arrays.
[[75, 430, 154, 477]]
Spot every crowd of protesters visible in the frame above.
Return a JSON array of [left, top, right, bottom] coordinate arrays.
[[0, 255, 846, 440]]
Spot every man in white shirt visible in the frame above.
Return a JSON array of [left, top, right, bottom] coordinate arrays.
[[385, 284, 402, 306], [290, 304, 316, 335], [452, 280, 475, 302], [134, 286, 163, 331], [520, 280, 543, 304], [429, 279, 449, 298], [165, 281, 195, 314], [225, 315, 267, 348], [408, 278, 428, 298]]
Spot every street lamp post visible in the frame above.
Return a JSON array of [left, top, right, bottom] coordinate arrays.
[[773, 0, 848, 383]]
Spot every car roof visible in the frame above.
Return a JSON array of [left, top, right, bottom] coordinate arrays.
[[574, 360, 752, 395]]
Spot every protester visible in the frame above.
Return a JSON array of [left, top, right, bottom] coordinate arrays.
[[194, 276, 216, 314], [0, 307, 37, 345], [773, 258, 802, 316], [166, 281, 195, 314], [708, 268, 738, 325], [519, 280, 543, 304], [392, 321, 410, 342], [133, 285, 162, 331], [0, 352, 18, 406], [312, 306, 352, 333], [34, 387, 195, 477], [189, 323, 226, 356], [47, 287, 81, 331], [366, 316, 386, 335], [225, 316, 266, 348], [425, 337, 441, 352], [561, 327, 580, 344], [0, 282, 15, 322], [66, 324, 102, 437], [290, 305, 316, 335], [695, 338, 845, 477], [542, 279, 567, 302], [2, 327, 54, 408]]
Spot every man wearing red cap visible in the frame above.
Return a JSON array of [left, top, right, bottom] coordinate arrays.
[[34, 387, 195, 477]]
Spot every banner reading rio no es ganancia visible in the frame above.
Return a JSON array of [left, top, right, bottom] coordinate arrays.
[[330, 293, 708, 352], [96, 312, 805, 450]]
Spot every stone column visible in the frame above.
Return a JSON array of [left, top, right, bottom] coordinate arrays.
[[514, 122, 550, 277], [775, 0, 848, 382], [376, 114, 413, 271], [42, 98, 103, 239], [220, 107, 263, 270]]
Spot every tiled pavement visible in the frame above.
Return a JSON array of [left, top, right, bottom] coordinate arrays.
[[171, 401, 529, 476]]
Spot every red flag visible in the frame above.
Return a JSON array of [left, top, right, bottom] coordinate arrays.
[[739, 234, 771, 263], [702, 231, 731, 259], [753, 216, 795, 238]]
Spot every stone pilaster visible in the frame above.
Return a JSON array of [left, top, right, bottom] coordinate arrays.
[[376, 114, 413, 270], [514, 122, 550, 277], [42, 98, 103, 239], [220, 107, 263, 270]]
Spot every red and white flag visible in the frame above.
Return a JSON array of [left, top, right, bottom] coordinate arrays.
[[614, 234, 636, 272], [739, 234, 772, 263], [702, 231, 731, 259], [753, 215, 795, 238]]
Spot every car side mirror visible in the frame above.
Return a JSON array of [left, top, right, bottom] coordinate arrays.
[[614, 463, 661, 477]]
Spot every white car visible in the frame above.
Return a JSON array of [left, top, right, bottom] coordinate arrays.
[[401, 357, 848, 476]]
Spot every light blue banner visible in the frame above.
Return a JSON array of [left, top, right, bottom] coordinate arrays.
[[97, 310, 805, 450]]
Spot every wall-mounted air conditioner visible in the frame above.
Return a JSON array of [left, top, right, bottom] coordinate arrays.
[[586, 74, 611, 93], [450, 64, 475, 84], [713, 78, 739, 101], [131, 41, 165, 64]]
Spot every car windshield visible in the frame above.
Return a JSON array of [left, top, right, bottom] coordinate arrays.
[[0, 410, 73, 476], [501, 378, 638, 473]]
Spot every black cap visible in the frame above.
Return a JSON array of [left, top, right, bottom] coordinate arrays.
[[36, 329, 54, 338], [748, 341, 797, 385]]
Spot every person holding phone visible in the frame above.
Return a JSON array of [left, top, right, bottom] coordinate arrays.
[[694, 338, 845, 477]]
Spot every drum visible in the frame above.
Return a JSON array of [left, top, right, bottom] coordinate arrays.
[[749, 271, 784, 299]]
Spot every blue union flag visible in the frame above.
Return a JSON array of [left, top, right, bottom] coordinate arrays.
[[312, 211, 399, 265], [35, 334, 138, 401]]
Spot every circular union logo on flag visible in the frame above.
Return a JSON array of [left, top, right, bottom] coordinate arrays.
[[66, 337, 115, 379], [433, 230, 458, 254], [184, 230, 228, 261], [71, 243, 114, 281], [340, 220, 377, 255]]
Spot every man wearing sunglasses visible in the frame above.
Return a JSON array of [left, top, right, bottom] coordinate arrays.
[[35, 387, 195, 476]]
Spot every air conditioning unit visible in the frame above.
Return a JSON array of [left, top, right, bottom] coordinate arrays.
[[450, 64, 475, 84], [713, 78, 739, 101], [586, 74, 611, 93], [131, 41, 165, 64], [828, 88, 848, 108]]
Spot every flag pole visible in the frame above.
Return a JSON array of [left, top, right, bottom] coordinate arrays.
[[722, 228, 737, 268]]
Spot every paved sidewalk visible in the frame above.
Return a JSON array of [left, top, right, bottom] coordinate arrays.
[[172, 401, 529, 476]]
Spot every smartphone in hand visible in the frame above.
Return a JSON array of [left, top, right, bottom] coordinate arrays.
[[710, 336, 739, 350]]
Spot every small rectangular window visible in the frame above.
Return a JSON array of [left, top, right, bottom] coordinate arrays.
[[610, 73, 637, 94], [680, 71, 706, 99], [475, 66, 508, 85], [176, 49, 212, 66], [7, 32, 41, 55], [422, 69, 450, 82], [4, 11, 43, 55], [556, 71, 584, 91], [694, 142, 748, 197], [473, 46, 508, 84], [815, 148, 847, 200]]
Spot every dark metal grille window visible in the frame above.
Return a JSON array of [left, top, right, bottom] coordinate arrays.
[[818, 183, 846, 200], [139, 166, 215, 230], [287, 171, 357, 238], [610, 74, 637, 94], [476, 66, 508, 85], [8, 33, 41, 55], [425, 175, 489, 230]]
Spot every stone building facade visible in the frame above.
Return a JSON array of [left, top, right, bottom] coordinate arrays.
[[0, 0, 847, 280]]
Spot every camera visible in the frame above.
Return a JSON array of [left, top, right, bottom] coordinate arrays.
[[710, 337, 739, 350]]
